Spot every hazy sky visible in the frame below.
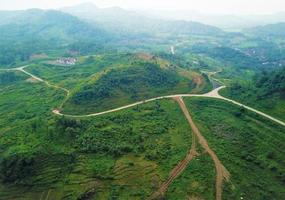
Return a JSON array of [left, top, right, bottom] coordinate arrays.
[[1, 0, 285, 15]]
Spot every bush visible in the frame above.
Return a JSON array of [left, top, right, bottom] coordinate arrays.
[[0, 154, 35, 183]]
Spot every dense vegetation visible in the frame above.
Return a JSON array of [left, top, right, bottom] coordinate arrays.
[[62, 55, 211, 114], [0, 4, 285, 200], [0, 9, 110, 67], [0, 72, 198, 199], [2, 70, 283, 199], [185, 97, 285, 200], [190, 44, 260, 69], [221, 67, 285, 121]]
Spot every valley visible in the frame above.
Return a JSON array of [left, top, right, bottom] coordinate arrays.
[[0, 2, 285, 200], [1, 56, 284, 200]]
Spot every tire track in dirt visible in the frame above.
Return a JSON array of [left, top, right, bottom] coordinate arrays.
[[175, 97, 230, 200], [148, 113, 198, 199]]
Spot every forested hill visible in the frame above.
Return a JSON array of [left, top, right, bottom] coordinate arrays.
[[246, 22, 285, 37], [256, 67, 285, 97], [0, 9, 108, 43], [61, 3, 224, 36], [227, 67, 285, 100], [0, 9, 110, 67], [222, 67, 285, 121]]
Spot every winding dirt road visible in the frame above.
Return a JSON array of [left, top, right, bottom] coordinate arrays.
[[2, 65, 285, 200], [149, 114, 198, 199], [1, 66, 70, 108], [175, 97, 230, 200], [148, 96, 230, 200]]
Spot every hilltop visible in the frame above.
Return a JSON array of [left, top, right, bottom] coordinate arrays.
[[62, 53, 211, 114]]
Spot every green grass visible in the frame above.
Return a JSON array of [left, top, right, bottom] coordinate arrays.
[[0, 73, 197, 200], [221, 87, 285, 122], [219, 67, 285, 122], [62, 58, 211, 115], [166, 154, 216, 200], [0, 71, 65, 133], [184, 97, 285, 200], [1, 65, 284, 199], [20, 53, 212, 115]]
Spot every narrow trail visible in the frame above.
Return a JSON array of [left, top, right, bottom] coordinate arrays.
[[45, 189, 52, 200], [1, 66, 70, 108], [148, 116, 198, 199], [175, 97, 230, 200]]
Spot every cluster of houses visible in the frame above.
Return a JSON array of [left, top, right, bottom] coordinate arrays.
[[56, 57, 77, 65]]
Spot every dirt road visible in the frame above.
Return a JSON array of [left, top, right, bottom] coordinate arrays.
[[2, 65, 284, 200], [175, 97, 230, 200], [149, 119, 198, 199], [1, 66, 70, 107], [149, 97, 230, 200]]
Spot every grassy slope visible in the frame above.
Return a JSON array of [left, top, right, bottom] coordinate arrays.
[[61, 54, 211, 114], [166, 153, 216, 200], [25, 54, 128, 90], [0, 72, 201, 199], [184, 97, 285, 200], [221, 87, 285, 122], [2, 69, 284, 199], [220, 67, 285, 122], [0, 71, 65, 132]]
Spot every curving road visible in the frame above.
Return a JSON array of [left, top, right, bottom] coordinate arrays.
[[175, 97, 230, 200], [1, 66, 70, 104], [53, 86, 285, 127], [2, 64, 285, 200], [1, 65, 285, 127]]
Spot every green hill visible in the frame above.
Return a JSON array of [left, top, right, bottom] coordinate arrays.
[[221, 67, 285, 121], [0, 9, 107, 42], [61, 3, 224, 36], [246, 22, 285, 37], [1, 73, 284, 199], [62, 54, 211, 114], [0, 9, 109, 67]]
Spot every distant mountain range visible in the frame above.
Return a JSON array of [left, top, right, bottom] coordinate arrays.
[[1, 2, 285, 67], [60, 3, 224, 36], [246, 22, 285, 37], [0, 9, 110, 66], [137, 9, 285, 30], [0, 9, 108, 43]]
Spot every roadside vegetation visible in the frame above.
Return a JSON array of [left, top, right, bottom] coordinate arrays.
[[184, 97, 285, 200], [0, 73, 198, 199], [61, 54, 211, 114], [221, 67, 285, 121], [1, 6, 285, 200]]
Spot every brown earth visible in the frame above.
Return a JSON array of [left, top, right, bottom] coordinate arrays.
[[174, 97, 230, 200], [148, 107, 198, 199]]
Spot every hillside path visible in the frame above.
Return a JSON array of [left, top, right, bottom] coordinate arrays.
[[1, 66, 70, 106], [175, 96, 229, 200], [1, 66, 284, 127], [148, 109, 198, 199], [53, 86, 285, 127]]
